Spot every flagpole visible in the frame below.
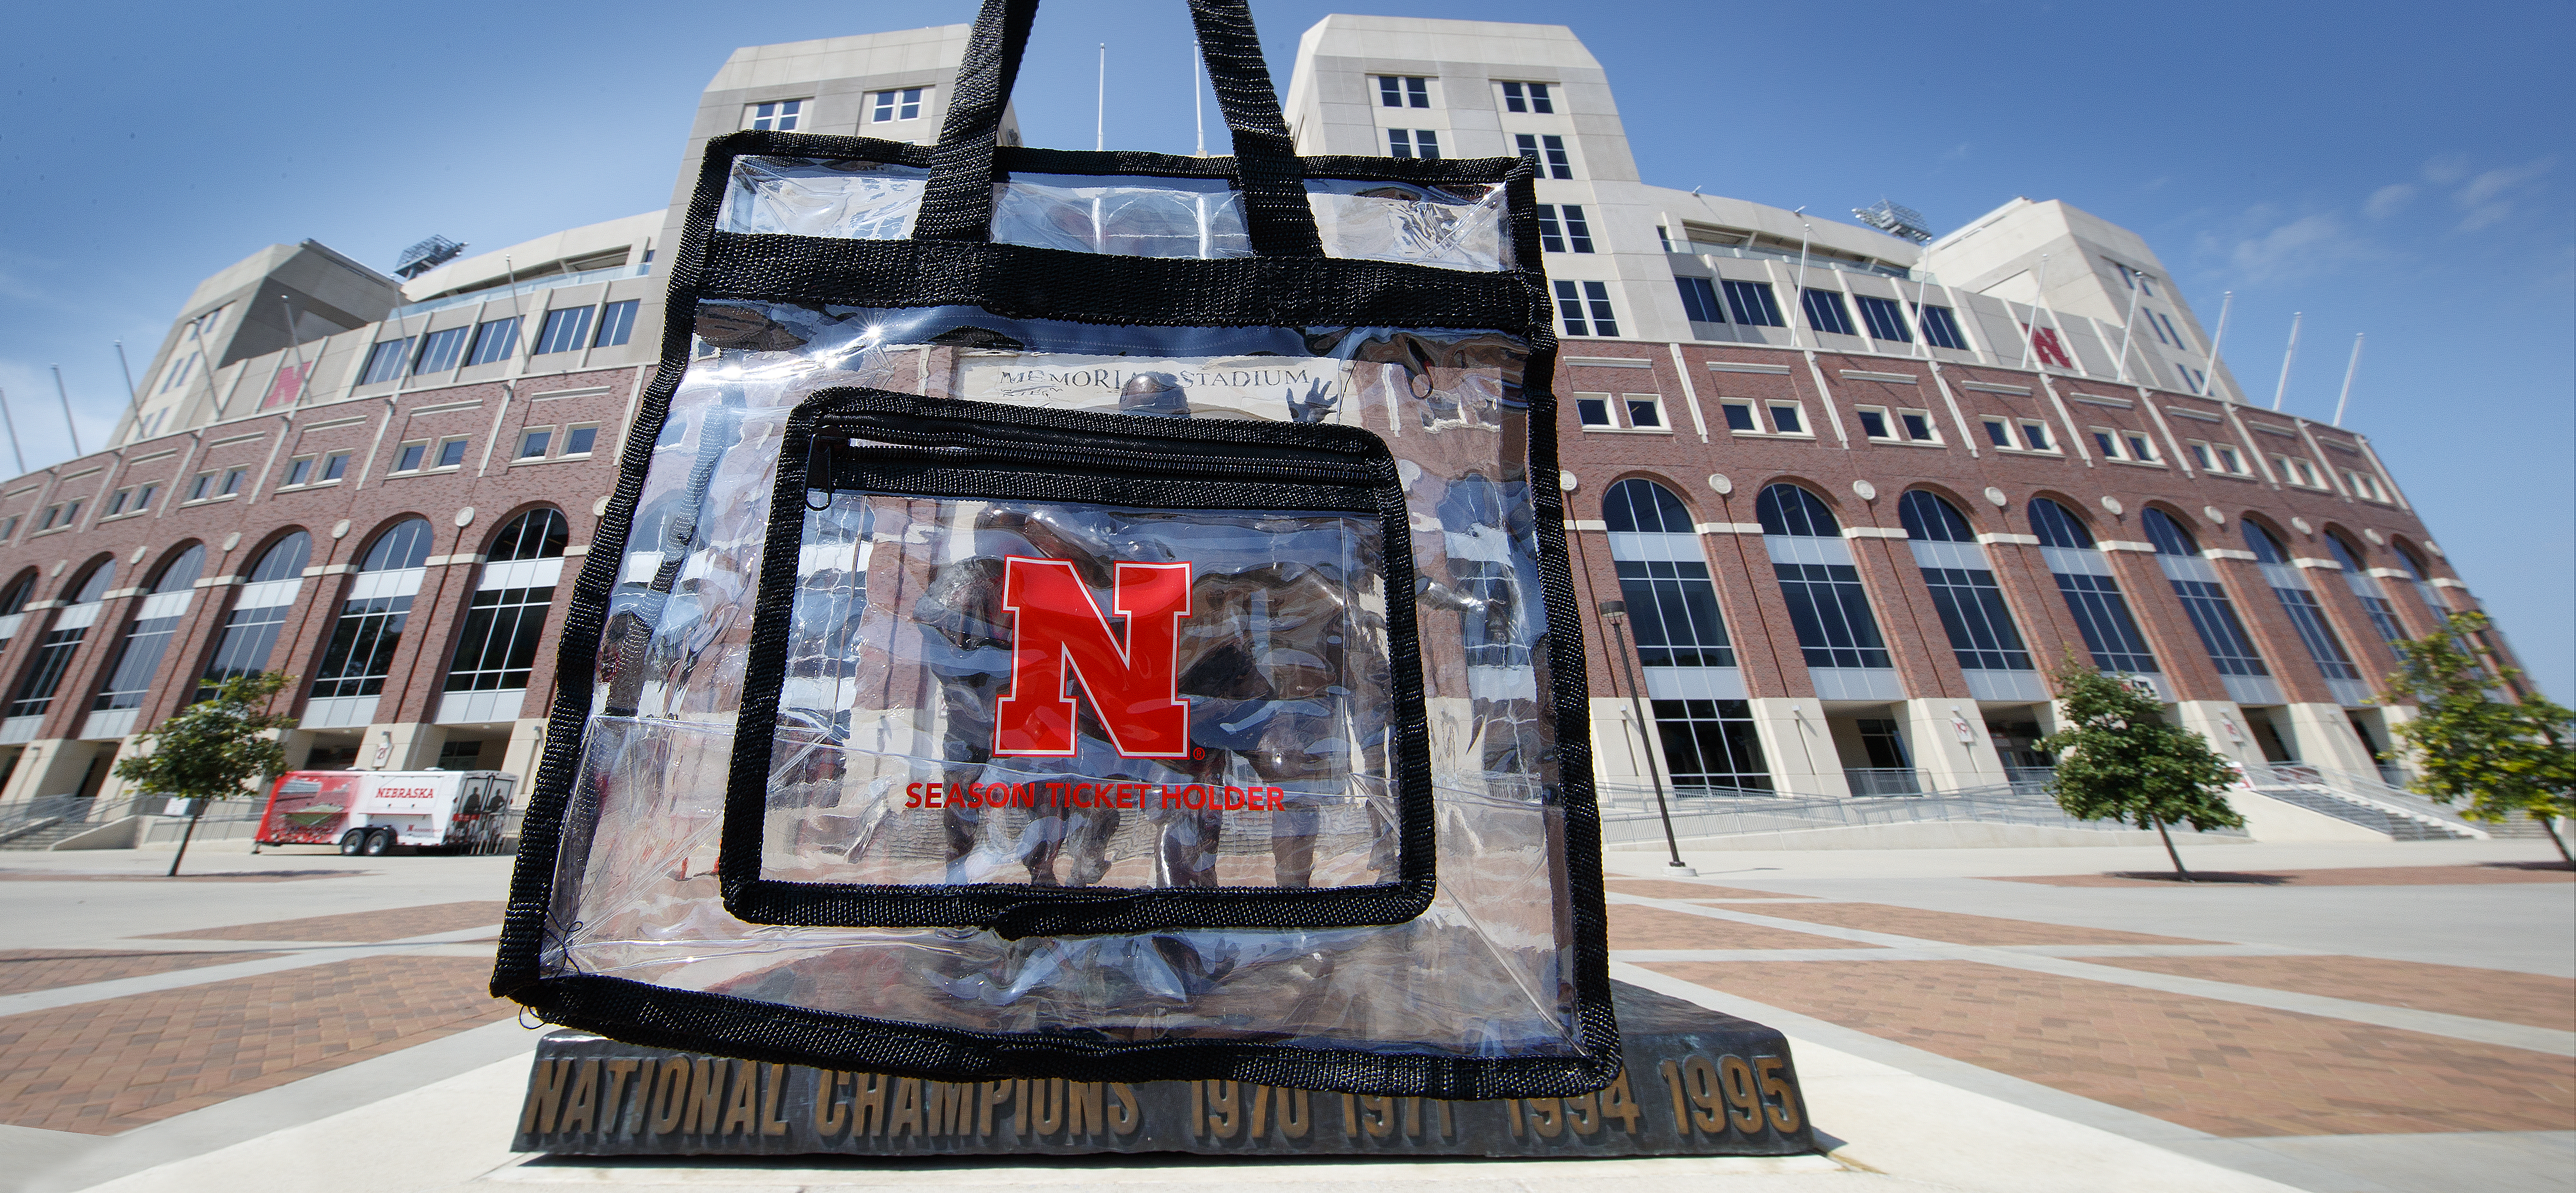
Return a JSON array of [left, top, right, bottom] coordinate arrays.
[[2331, 333, 2365, 427], [2111, 270, 2146, 384], [1193, 54, 1205, 156], [2201, 290, 2234, 400], [49, 365, 82, 456], [0, 388, 25, 474], [2270, 311, 2302, 411], [1096, 43, 1106, 152]]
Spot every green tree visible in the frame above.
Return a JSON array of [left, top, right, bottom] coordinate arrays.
[[114, 672, 299, 876], [2039, 659, 2244, 881], [2379, 612, 2574, 865]]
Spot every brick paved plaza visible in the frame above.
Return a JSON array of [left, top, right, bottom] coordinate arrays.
[[0, 839, 2566, 1193]]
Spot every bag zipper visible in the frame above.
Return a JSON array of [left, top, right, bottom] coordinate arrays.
[[808, 413, 1384, 492]]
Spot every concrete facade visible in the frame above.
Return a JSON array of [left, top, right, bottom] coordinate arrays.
[[0, 18, 2526, 820]]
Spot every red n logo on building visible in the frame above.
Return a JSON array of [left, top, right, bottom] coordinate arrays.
[[994, 557, 1192, 758]]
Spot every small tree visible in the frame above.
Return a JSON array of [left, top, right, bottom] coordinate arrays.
[[115, 672, 299, 876], [2039, 659, 2244, 880], [2379, 612, 2574, 865]]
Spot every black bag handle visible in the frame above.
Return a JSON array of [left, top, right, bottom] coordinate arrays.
[[913, 0, 1326, 257]]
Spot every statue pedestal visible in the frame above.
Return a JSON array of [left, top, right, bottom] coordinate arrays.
[[512, 980, 1813, 1159]]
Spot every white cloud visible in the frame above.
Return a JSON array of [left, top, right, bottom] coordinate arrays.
[[2458, 203, 2514, 233], [2422, 154, 2470, 184], [1941, 142, 1971, 162], [2363, 184, 2415, 218], [2217, 212, 2372, 283]]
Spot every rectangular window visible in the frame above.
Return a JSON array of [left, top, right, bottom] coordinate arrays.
[[135, 484, 157, 510], [1553, 280, 1618, 337], [593, 300, 639, 348], [0, 515, 20, 539], [1499, 81, 1553, 113], [2360, 595, 2407, 645], [1921, 566, 2033, 671], [92, 612, 184, 712], [2172, 580, 2267, 676], [2124, 432, 2157, 462], [1857, 407, 1891, 439], [746, 98, 803, 131], [534, 306, 595, 355], [222, 467, 247, 495], [2020, 420, 2054, 451], [2054, 572, 2159, 674], [188, 472, 216, 501], [1623, 394, 1664, 429], [36, 505, 57, 530], [1675, 277, 1725, 323], [1377, 76, 1430, 108], [1767, 401, 1805, 435], [465, 317, 521, 367], [437, 437, 470, 468], [359, 338, 412, 385], [518, 428, 552, 458], [1559, 205, 1593, 252], [322, 452, 351, 482], [396, 442, 428, 473], [1386, 128, 1440, 158], [2155, 311, 2188, 349], [1914, 303, 1970, 350], [871, 87, 925, 122], [1514, 134, 1572, 178], [2215, 445, 2245, 474], [2143, 311, 2172, 345], [1854, 294, 1913, 342], [444, 585, 557, 692], [564, 425, 599, 456], [1899, 410, 1936, 442], [1773, 562, 1892, 669], [1535, 206, 1566, 253], [106, 489, 130, 516], [2188, 442, 2213, 469], [284, 457, 312, 486], [1617, 561, 1734, 668], [1721, 280, 1785, 327], [1800, 289, 1856, 336], [63, 500, 81, 525], [2091, 429, 2119, 458], [413, 326, 468, 375], [1983, 417, 2013, 447], [1651, 698, 1772, 793], [1575, 393, 1613, 427], [310, 595, 413, 699], [1720, 400, 1757, 432], [8, 627, 87, 718], [197, 601, 291, 698], [2276, 585, 2361, 680]]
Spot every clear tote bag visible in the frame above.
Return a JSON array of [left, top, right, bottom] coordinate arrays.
[[493, 0, 1617, 1099]]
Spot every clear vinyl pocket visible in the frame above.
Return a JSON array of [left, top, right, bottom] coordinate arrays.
[[722, 389, 1434, 938]]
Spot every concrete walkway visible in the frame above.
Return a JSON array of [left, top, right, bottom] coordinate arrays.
[[1, 838, 2566, 1193]]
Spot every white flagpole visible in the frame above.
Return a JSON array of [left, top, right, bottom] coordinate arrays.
[[1193, 54, 1205, 157], [2270, 311, 2302, 411], [1790, 207, 1809, 349], [50, 365, 82, 456], [0, 388, 24, 474], [2111, 271, 2146, 384], [2332, 333, 2365, 427], [2019, 254, 2052, 369], [2201, 290, 2234, 400], [1096, 43, 1107, 152]]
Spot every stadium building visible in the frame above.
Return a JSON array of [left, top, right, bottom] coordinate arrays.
[[0, 17, 2527, 838]]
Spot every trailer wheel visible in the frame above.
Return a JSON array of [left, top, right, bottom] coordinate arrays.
[[339, 830, 369, 855], [361, 828, 394, 856]]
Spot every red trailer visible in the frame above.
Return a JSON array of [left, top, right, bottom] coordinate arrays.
[[255, 769, 518, 855]]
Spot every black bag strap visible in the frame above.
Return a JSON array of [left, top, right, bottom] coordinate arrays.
[[914, 0, 1325, 257]]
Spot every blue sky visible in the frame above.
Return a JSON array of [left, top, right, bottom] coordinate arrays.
[[2, 0, 2568, 694]]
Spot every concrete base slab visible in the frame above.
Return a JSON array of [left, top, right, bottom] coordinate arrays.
[[2167, 1131, 2576, 1193], [1608, 821, 2255, 851]]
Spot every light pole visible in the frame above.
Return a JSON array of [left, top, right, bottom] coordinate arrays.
[[1599, 600, 1693, 876]]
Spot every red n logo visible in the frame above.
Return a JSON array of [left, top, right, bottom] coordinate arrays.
[[994, 557, 1192, 758]]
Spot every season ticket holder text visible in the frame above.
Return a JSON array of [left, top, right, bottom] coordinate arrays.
[[904, 781, 1290, 813]]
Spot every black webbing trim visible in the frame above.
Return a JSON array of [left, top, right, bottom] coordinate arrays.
[[915, 0, 1319, 254], [516, 972, 1618, 1101], [697, 232, 1540, 330], [1183, 0, 1318, 256]]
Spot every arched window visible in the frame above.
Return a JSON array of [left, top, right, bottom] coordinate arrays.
[[311, 518, 436, 705], [1900, 491, 2031, 673], [2391, 541, 2430, 582], [0, 574, 33, 616], [2141, 508, 2198, 556], [1897, 490, 1973, 543], [2326, 533, 2406, 644], [2025, 499, 2158, 677], [2388, 541, 2449, 625], [92, 546, 207, 715], [1600, 479, 1766, 791], [1603, 478, 1694, 534], [1756, 484, 1889, 674], [199, 533, 314, 700], [7, 560, 118, 721], [1755, 484, 1839, 537], [2143, 510, 2266, 680], [2241, 521, 2360, 684], [2240, 520, 2289, 564], [446, 510, 570, 698]]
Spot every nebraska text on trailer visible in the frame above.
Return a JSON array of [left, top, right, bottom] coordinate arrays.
[[254, 770, 518, 855]]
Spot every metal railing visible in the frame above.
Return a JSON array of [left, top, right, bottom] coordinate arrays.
[[2235, 762, 2488, 839], [1591, 778, 2242, 847], [390, 263, 652, 320], [1841, 768, 1926, 795], [1670, 242, 1913, 280]]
